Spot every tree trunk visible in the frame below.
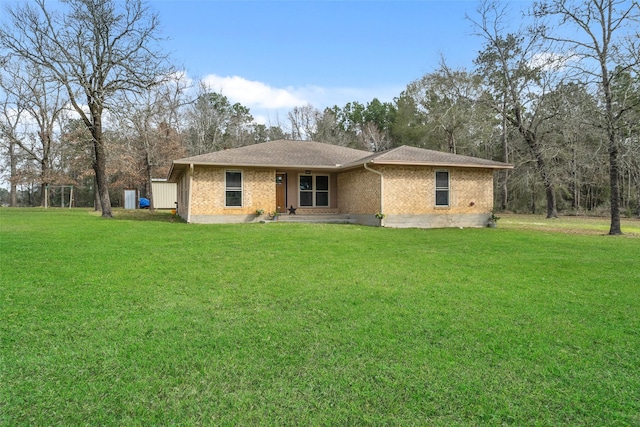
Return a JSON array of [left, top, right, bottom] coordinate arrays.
[[10, 182, 17, 207], [500, 112, 509, 210], [93, 142, 112, 217], [527, 132, 558, 218], [545, 185, 558, 219], [608, 132, 622, 234], [144, 150, 155, 212], [9, 140, 17, 207], [90, 111, 112, 218], [603, 63, 622, 234], [446, 130, 456, 154], [39, 157, 48, 207], [570, 141, 579, 211], [637, 185, 640, 218], [501, 170, 509, 211], [94, 174, 101, 211]]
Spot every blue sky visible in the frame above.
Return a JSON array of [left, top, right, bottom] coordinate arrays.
[[152, 0, 531, 124]]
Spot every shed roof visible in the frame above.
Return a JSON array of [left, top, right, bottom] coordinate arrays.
[[168, 139, 512, 182]]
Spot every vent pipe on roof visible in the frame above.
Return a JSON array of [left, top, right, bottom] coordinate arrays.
[[363, 162, 384, 227]]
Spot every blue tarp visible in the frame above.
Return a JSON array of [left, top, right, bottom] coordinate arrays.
[[139, 197, 150, 208]]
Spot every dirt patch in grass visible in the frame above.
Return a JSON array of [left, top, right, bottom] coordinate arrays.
[[89, 208, 180, 222]]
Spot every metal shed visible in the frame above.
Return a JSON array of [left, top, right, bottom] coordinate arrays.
[[151, 179, 177, 209]]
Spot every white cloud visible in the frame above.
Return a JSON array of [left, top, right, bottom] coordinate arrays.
[[201, 74, 308, 109], [196, 73, 403, 125], [529, 51, 573, 71]]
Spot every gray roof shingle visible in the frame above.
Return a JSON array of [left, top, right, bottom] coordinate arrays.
[[355, 145, 512, 169], [174, 140, 369, 167], [168, 139, 512, 181]]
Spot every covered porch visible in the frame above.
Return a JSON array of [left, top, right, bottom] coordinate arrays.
[[273, 168, 342, 215]]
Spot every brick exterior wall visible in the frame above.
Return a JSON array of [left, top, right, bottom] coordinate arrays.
[[180, 163, 495, 227], [189, 166, 275, 215], [335, 164, 494, 228], [337, 168, 381, 214], [381, 165, 493, 214]]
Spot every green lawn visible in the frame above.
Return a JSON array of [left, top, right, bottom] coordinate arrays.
[[1, 208, 639, 425], [499, 213, 640, 235]]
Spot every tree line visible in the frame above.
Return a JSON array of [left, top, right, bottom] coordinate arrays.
[[1, 0, 638, 234]]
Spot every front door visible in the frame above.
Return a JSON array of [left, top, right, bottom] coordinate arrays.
[[276, 173, 286, 213]]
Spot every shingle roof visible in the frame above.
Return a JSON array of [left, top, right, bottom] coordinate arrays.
[[168, 139, 512, 181], [355, 145, 512, 169], [175, 139, 369, 167]]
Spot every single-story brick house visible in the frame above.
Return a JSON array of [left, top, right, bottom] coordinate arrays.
[[167, 139, 512, 228]]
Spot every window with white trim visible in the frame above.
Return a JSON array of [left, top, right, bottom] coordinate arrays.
[[225, 170, 242, 207], [299, 174, 329, 207], [435, 170, 449, 207]]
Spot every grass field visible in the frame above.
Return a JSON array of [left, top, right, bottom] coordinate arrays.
[[499, 213, 640, 235], [1, 208, 639, 425]]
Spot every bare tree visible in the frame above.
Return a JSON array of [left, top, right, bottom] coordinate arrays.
[[114, 73, 187, 211], [402, 61, 496, 156], [185, 84, 225, 155], [312, 108, 353, 147], [185, 85, 254, 154], [288, 104, 320, 141], [471, 0, 562, 218], [357, 122, 393, 152], [533, 0, 640, 234], [0, 59, 67, 206], [321, 100, 397, 151], [0, 0, 173, 217], [0, 86, 23, 207]]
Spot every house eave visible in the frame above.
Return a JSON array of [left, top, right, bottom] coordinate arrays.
[[368, 160, 514, 170], [168, 160, 345, 180], [167, 158, 514, 182], [167, 162, 187, 183]]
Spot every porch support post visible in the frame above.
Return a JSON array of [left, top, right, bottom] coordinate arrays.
[[187, 163, 194, 223]]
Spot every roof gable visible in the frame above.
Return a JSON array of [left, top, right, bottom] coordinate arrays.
[[354, 145, 512, 169], [174, 139, 369, 168]]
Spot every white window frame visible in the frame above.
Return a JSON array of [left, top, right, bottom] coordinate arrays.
[[299, 174, 330, 207], [225, 170, 243, 208], [435, 170, 450, 207]]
